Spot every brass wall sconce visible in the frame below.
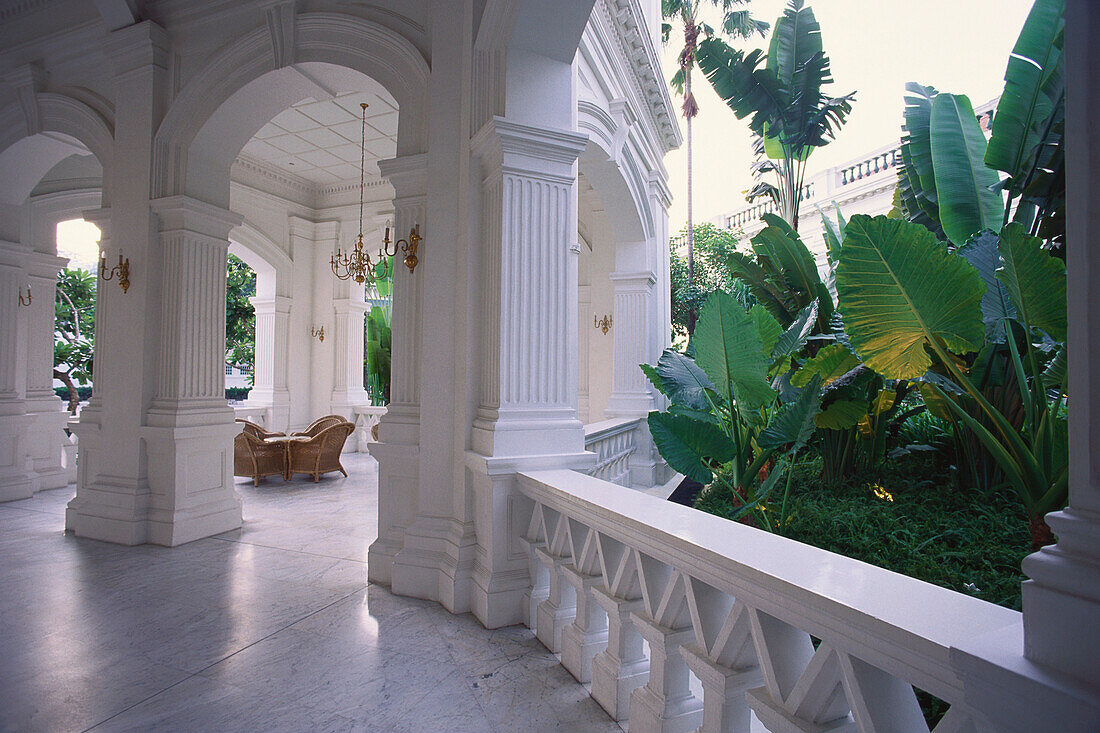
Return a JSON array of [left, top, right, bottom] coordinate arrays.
[[594, 314, 612, 334], [311, 325, 325, 342], [100, 248, 130, 293], [381, 224, 422, 274], [17, 285, 31, 306]]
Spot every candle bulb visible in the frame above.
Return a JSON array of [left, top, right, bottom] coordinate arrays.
[[118, 249, 123, 267], [384, 227, 390, 242]]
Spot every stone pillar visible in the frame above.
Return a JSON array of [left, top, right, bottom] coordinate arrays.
[[629, 612, 704, 733], [370, 154, 425, 586], [606, 270, 661, 486], [141, 195, 242, 546], [465, 118, 595, 628], [245, 294, 291, 432], [577, 281, 592, 423], [591, 588, 648, 722], [0, 241, 33, 501], [66, 22, 167, 545], [329, 296, 370, 443], [534, 546, 577, 653], [24, 252, 72, 491]]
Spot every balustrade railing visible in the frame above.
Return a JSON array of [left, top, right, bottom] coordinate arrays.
[[583, 417, 640, 487], [232, 404, 268, 427], [516, 469, 1020, 732], [352, 404, 387, 453], [839, 147, 902, 186]]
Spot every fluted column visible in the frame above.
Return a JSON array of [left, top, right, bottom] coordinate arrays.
[[463, 118, 595, 628], [23, 252, 71, 490], [0, 241, 33, 500], [244, 295, 291, 432], [329, 296, 370, 441], [141, 195, 242, 546], [370, 154, 425, 585]]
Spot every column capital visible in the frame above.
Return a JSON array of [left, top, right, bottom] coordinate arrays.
[[24, 252, 69, 279], [248, 294, 292, 314], [609, 270, 657, 290], [378, 153, 428, 199], [471, 117, 587, 181], [105, 20, 169, 76], [150, 196, 242, 241]]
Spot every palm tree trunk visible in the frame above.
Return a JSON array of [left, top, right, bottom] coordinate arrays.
[[686, 80, 696, 334]]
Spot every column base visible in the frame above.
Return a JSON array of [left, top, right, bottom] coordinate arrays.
[[140, 417, 242, 547], [629, 684, 705, 733], [25, 404, 73, 491], [0, 412, 34, 502], [562, 623, 609, 684], [593, 650, 649, 721], [680, 643, 762, 733], [65, 475, 151, 545]]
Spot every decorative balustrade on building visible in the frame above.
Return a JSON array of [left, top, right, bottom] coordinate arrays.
[[839, 147, 902, 186], [516, 469, 1019, 732], [352, 404, 387, 452], [582, 417, 640, 487]]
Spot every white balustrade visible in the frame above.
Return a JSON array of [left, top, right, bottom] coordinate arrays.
[[352, 404, 387, 452], [583, 417, 641, 486], [517, 469, 1021, 732], [233, 404, 268, 428]]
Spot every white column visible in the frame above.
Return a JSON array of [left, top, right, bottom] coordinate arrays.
[[465, 118, 595, 628], [66, 22, 167, 545], [534, 546, 577, 653], [370, 154, 425, 586], [560, 564, 610, 684], [140, 195, 242, 546], [606, 271, 662, 486], [680, 644, 761, 733], [329, 296, 370, 439], [244, 294, 291, 432], [23, 252, 72, 490], [0, 241, 33, 500]]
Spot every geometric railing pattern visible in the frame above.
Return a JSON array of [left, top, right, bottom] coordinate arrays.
[[582, 417, 641, 487], [517, 469, 1021, 732]]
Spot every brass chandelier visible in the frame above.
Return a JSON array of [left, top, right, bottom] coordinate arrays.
[[331, 102, 422, 284]]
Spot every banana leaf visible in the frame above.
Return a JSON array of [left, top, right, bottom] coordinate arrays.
[[694, 290, 776, 409], [957, 229, 1016, 342], [996, 222, 1067, 342], [930, 93, 1004, 244]]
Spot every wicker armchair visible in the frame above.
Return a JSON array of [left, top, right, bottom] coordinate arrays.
[[292, 414, 346, 438], [234, 431, 286, 486], [286, 422, 355, 482], [235, 419, 285, 440]]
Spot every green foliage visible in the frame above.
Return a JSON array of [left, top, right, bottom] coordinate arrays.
[[225, 254, 256, 379], [694, 453, 1031, 610], [54, 268, 96, 412], [696, 1, 854, 229], [364, 304, 391, 406], [670, 223, 745, 339], [694, 290, 775, 410], [930, 94, 1004, 245]]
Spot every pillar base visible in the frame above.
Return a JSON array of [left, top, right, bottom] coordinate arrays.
[[629, 614, 703, 733], [591, 589, 648, 721], [25, 402, 73, 491], [0, 412, 34, 502]]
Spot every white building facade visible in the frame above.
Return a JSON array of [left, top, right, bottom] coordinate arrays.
[[0, 1, 1097, 731]]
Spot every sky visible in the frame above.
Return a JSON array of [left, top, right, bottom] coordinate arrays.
[[56, 218, 101, 271], [659, 0, 1035, 232]]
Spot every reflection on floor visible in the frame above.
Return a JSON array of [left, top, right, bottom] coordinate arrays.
[[0, 453, 620, 732]]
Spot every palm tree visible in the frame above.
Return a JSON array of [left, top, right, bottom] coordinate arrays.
[[663, 0, 768, 332]]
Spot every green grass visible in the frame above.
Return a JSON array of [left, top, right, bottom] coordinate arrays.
[[695, 452, 1031, 610]]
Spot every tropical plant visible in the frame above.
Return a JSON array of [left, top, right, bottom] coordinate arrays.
[[669, 222, 746, 340], [54, 268, 96, 413], [663, 0, 768, 332], [225, 254, 256, 382], [835, 214, 1067, 550], [696, 0, 854, 231], [364, 257, 393, 405], [644, 289, 821, 529]]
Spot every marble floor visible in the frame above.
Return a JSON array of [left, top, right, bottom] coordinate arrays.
[[0, 453, 622, 732]]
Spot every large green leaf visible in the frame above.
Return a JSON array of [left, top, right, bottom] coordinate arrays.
[[653, 349, 717, 411], [996, 222, 1067, 342], [757, 374, 821, 451], [814, 399, 867, 430], [694, 290, 776, 409], [985, 0, 1065, 184], [902, 83, 940, 209], [750, 304, 783, 356], [791, 343, 859, 387], [771, 300, 819, 362], [957, 229, 1017, 342], [836, 215, 985, 380], [696, 39, 782, 138], [648, 411, 734, 484], [930, 93, 1004, 244]]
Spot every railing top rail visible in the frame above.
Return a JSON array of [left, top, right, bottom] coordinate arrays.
[[584, 416, 643, 441], [352, 404, 388, 416], [517, 468, 1020, 701]]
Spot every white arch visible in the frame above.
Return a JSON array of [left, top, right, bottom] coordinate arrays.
[[0, 93, 114, 207], [228, 220, 292, 299], [152, 12, 429, 206], [577, 101, 651, 245]]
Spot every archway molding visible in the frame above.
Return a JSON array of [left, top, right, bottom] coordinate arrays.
[[152, 12, 429, 206]]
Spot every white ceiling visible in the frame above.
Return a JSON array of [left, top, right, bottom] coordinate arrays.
[[239, 90, 398, 186]]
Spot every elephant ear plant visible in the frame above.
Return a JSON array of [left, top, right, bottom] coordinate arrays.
[[643, 290, 821, 530], [836, 214, 1067, 550]]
